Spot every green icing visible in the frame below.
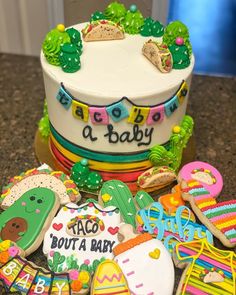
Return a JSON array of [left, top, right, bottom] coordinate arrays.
[[149, 115, 194, 171], [104, 1, 127, 23], [90, 11, 106, 22], [152, 21, 164, 37], [134, 191, 154, 209], [38, 100, 50, 138], [42, 28, 70, 66], [140, 18, 164, 37], [163, 20, 192, 55], [100, 180, 137, 227], [59, 43, 81, 73], [48, 251, 66, 272], [66, 27, 83, 55], [71, 159, 103, 193], [169, 44, 190, 69], [0, 188, 56, 251], [121, 9, 144, 34]]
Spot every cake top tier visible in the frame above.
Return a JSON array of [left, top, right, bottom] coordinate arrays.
[[41, 22, 194, 102]]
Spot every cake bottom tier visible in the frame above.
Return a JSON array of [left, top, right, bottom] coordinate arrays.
[[48, 122, 174, 193]]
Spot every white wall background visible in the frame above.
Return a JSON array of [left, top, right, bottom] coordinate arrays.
[[0, 0, 168, 56]]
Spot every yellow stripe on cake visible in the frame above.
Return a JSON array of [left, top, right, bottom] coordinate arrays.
[[50, 134, 152, 172], [91, 260, 130, 295]]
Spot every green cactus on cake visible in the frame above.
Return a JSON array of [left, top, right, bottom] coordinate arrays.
[[71, 159, 103, 193], [163, 20, 192, 55], [38, 100, 50, 138], [90, 11, 106, 22], [149, 115, 194, 171], [59, 43, 81, 73]]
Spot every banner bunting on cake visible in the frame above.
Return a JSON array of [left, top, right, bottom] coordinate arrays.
[[56, 80, 188, 125]]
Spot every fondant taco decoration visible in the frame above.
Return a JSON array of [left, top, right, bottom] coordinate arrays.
[[137, 166, 176, 190], [82, 20, 125, 42], [142, 40, 173, 73]]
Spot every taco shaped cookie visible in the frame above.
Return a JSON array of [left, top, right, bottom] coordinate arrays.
[[82, 20, 125, 42], [113, 224, 175, 295], [142, 40, 173, 73], [1, 164, 80, 209], [0, 187, 60, 256]]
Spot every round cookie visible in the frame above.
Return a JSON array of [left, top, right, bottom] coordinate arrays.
[[178, 161, 223, 198], [1, 166, 80, 209]]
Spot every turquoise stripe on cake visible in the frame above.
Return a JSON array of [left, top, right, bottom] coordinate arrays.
[[50, 122, 170, 163]]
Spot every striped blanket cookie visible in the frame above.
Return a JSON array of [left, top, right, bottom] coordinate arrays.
[[173, 239, 236, 295]]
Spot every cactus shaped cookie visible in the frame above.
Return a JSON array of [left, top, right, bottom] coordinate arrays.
[[99, 180, 155, 227], [0, 187, 60, 256], [99, 180, 137, 227]]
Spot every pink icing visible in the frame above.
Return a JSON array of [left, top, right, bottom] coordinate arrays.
[[35, 209, 40, 214], [185, 285, 209, 295], [21, 202, 26, 206], [69, 269, 79, 280], [179, 161, 223, 198]]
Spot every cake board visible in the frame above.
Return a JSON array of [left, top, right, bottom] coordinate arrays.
[[34, 129, 196, 199]]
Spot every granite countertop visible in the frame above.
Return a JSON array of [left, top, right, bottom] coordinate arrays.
[[0, 53, 235, 293]]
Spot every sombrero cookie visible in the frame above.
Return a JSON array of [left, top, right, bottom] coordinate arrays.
[[91, 260, 130, 295], [1, 164, 80, 209]]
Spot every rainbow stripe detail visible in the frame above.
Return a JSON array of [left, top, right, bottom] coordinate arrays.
[[0, 256, 71, 295], [175, 239, 236, 295], [182, 180, 236, 245]]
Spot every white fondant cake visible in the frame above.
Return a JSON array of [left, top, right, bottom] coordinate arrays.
[[40, 18, 194, 188], [41, 23, 194, 153]]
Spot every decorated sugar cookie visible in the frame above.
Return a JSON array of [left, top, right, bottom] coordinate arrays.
[[99, 180, 137, 227], [137, 202, 213, 254], [173, 239, 236, 295], [159, 184, 185, 213], [82, 20, 125, 42], [113, 224, 175, 295], [0, 254, 90, 294], [137, 166, 176, 191], [91, 260, 130, 295], [142, 40, 173, 73], [43, 201, 121, 273], [0, 188, 60, 256], [1, 165, 80, 209], [178, 161, 236, 248], [99, 180, 154, 227]]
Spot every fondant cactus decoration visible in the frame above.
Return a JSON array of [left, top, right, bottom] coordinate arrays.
[[38, 100, 50, 138], [71, 159, 103, 193], [149, 115, 194, 171], [90, 11, 106, 22], [59, 43, 81, 73], [66, 27, 83, 55], [48, 251, 66, 272], [163, 20, 192, 55], [134, 191, 154, 209], [100, 180, 137, 227], [140, 17, 164, 37]]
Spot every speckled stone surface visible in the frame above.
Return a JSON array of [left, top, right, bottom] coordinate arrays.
[[0, 53, 235, 293]]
